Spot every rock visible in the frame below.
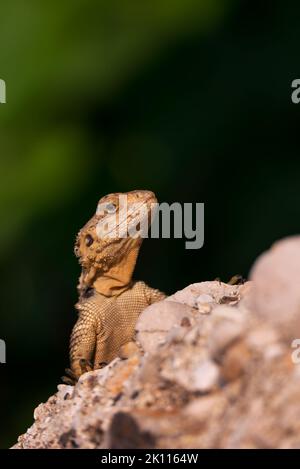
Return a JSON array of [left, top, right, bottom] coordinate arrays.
[[208, 317, 245, 358], [196, 294, 214, 314], [184, 394, 227, 422], [246, 326, 279, 351], [118, 341, 140, 360], [168, 281, 243, 308], [12, 238, 300, 448], [196, 293, 214, 305], [221, 341, 251, 382], [249, 236, 300, 339], [135, 301, 194, 354], [189, 359, 220, 392], [107, 412, 156, 449]]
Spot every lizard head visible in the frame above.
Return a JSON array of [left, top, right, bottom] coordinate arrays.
[[75, 190, 157, 297]]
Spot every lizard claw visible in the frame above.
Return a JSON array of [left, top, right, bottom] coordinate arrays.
[[61, 360, 93, 385], [64, 368, 78, 380], [228, 274, 246, 285], [61, 375, 76, 386], [79, 358, 93, 373], [61, 367, 80, 385]]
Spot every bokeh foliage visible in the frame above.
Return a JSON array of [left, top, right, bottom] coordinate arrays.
[[1, 0, 300, 447]]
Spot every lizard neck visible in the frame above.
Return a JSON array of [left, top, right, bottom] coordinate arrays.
[[92, 245, 140, 297]]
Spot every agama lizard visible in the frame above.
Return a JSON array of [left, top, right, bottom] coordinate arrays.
[[63, 190, 165, 384]]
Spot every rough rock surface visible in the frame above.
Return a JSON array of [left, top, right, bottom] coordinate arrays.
[[13, 236, 300, 449]]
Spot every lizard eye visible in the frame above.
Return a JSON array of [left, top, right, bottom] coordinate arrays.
[[105, 203, 117, 214], [85, 234, 94, 247]]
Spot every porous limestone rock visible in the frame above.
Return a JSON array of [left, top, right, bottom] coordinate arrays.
[[249, 236, 300, 339], [12, 236, 300, 449]]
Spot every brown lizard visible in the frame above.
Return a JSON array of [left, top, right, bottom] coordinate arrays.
[[63, 190, 165, 384]]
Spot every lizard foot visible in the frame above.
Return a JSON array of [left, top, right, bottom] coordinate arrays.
[[214, 275, 246, 285], [228, 274, 246, 285], [61, 359, 93, 385], [61, 367, 79, 385]]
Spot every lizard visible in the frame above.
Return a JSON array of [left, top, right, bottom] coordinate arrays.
[[63, 190, 166, 384]]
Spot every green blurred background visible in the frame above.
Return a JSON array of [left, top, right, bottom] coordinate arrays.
[[1, 0, 300, 447]]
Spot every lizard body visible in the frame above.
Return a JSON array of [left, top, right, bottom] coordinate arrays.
[[66, 190, 165, 381]]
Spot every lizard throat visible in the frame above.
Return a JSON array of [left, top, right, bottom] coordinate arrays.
[[91, 243, 141, 297]]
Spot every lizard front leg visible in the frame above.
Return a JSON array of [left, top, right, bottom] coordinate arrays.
[[116, 283, 167, 361], [67, 304, 97, 381]]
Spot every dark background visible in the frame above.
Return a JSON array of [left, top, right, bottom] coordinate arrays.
[[1, 0, 299, 447]]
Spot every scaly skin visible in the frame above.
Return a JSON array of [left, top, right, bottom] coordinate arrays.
[[64, 190, 165, 383]]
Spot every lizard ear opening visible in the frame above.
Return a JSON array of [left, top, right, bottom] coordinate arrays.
[[85, 234, 94, 247]]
